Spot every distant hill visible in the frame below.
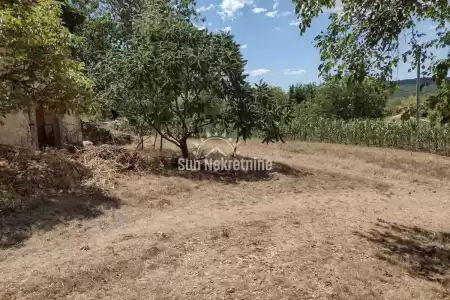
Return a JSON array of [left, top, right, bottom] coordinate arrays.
[[393, 78, 438, 98]]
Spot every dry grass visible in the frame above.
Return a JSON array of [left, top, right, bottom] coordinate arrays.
[[1, 140, 450, 299], [281, 141, 450, 181]]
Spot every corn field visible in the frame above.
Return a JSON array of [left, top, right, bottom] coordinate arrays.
[[284, 117, 450, 155]]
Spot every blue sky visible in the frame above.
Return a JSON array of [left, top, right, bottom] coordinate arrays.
[[192, 0, 446, 90]]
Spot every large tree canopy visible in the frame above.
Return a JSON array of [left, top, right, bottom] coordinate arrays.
[[293, 0, 450, 79], [288, 83, 317, 104], [0, 0, 93, 117], [293, 0, 450, 122], [93, 0, 247, 157], [315, 76, 390, 120], [91, 0, 291, 157]]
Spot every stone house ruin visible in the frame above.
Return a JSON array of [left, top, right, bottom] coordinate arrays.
[[0, 107, 82, 148]]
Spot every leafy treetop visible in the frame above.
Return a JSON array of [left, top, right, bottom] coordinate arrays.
[[292, 0, 450, 123], [0, 0, 93, 117]]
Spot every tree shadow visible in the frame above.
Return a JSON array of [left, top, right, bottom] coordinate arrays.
[[149, 154, 311, 184], [0, 145, 120, 249], [0, 189, 119, 249], [355, 219, 450, 284]]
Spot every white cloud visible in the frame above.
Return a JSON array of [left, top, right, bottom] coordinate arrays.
[[324, 7, 343, 12], [252, 7, 267, 13], [429, 25, 437, 30], [273, 0, 279, 9], [218, 0, 253, 19], [289, 20, 300, 26], [265, 10, 278, 17], [248, 69, 271, 76], [194, 23, 206, 30], [220, 26, 232, 32], [240, 44, 247, 49], [281, 11, 292, 16], [284, 69, 306, 75], [273, 26, 281, 31], [324, 0, 343, 12], [196, 4, 215, 12]]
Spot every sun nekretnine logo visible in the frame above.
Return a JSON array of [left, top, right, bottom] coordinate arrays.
[[192, 132, 239, 158], [178, 131, 272, 171]]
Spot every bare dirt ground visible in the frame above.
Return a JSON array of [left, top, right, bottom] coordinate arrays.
[[1, 140, 450, 300]]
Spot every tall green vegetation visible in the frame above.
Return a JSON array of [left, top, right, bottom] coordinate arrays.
[[288, 83, 317, 104], [285, 117, 450, 155], [289, 77, 390, 120], [314, 77, 391, 120], [246, 81, 294, 144]]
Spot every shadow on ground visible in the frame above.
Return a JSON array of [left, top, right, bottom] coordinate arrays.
[[152, 155, 311, 184], [0, 145, 120, 249], [0, 190, 119, 249], [356, 219, 450, 284]]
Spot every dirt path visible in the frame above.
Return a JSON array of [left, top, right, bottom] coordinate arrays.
[[1, 141, 450, 300]]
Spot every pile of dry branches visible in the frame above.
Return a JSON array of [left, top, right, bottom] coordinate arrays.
[[75, 145, 154, 188], [0, 144, 165, 212], [0, 145, 90, 212]]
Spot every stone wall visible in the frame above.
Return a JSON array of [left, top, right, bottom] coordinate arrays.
[[59, 114, 83, 145], [0, 109, 82, 147], [0, 111, 33, 147]]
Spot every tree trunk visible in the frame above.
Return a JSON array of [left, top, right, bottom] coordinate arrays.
[[233, 134, 240, 157], [159, 134, 163, 152], [35, 104, 47, 150], [180, 137, 189, 158], [136, 134, 144, 150], [153, 133, 158, 149]]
